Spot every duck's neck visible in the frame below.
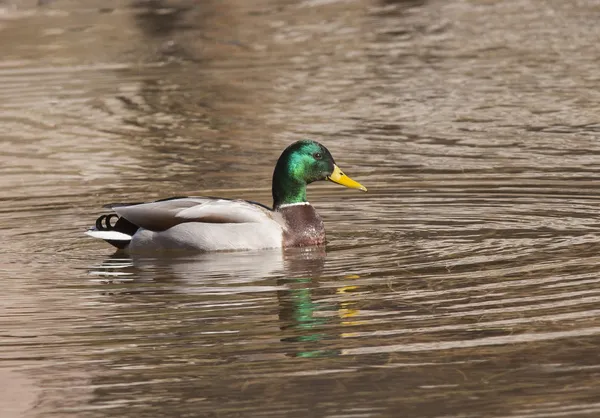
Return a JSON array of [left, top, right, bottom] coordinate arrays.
[[272, 165, 307, 209], [272, 177, 307, 209]]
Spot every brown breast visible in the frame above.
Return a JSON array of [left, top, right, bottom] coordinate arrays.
[[277, 204, 326, 247]]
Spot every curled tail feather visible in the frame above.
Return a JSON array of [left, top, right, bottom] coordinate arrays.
[[86, 215, 139, 249]]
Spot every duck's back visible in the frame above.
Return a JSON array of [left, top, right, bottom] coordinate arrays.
[[277, 203, 326, 247]]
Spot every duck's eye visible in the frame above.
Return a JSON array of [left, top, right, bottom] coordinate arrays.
[[313, 152, 323, 160]]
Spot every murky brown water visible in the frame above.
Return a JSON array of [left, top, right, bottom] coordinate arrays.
[[2, 0, 600, 416]]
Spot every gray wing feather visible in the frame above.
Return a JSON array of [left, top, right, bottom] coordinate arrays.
[[113, 198, 275, 232]]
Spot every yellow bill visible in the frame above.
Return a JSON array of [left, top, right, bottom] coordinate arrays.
[[327, 164, 367, 192]]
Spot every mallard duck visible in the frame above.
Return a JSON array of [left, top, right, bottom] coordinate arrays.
[[86, 140, 367, 252]]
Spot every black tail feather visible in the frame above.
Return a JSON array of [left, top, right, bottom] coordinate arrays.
[[94, 214, 140, 250]]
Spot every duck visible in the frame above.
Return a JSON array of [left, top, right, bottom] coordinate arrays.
[[85, 140, 367, 252]]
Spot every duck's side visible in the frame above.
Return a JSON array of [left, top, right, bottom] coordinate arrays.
[[128, 220, 284, 251], [86, 198, 328, 252], [86, 197, 286, 252]]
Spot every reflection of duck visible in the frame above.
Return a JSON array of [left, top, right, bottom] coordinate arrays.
[[337, 276, 365, 336], [277, 273, 364, 357], [89, 249, 285, 285], [86, 140, 366, 252], [89, 247, 362, 358], [277, 248, 335, 357]]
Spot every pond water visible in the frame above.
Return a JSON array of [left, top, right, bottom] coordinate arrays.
[[2, 0, 600, 417]]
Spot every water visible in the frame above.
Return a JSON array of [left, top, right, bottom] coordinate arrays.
[[2, 0, 600, 416]]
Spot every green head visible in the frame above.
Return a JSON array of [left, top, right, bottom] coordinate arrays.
[[272, 140, 367, 208]]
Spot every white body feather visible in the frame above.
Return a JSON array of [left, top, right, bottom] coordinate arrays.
[[129, 222, 283, 252]]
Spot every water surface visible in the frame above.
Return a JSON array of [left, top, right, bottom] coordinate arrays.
[[2, 0, 600, 417]]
